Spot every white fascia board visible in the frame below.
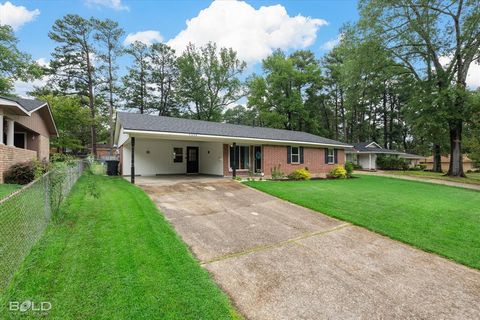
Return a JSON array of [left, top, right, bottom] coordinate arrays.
[[36, 103, 59, 136], [357, 151, 403, 155], [0, 98, 29, 116], [122, 129, 353, 148], [365, 141, 382, 148]]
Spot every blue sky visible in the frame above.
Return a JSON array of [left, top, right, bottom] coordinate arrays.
[[1, 0, 360, 95]]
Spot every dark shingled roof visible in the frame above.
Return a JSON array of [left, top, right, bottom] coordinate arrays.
[[117, 112, 350, 147], [352, 141, 404, 154], [0, 96, 47, 112]]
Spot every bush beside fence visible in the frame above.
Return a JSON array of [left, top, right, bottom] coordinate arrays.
[[0, 161, 85, 292]]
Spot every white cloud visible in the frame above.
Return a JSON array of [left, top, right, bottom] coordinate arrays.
[[85, 0, 129, 11], [0, 1, 40, 31], [321, 34, 342, 51], [466, 60, 480, 89], [167, 0, 327, 64], [124, 30, 163, 45], [439, 56, 480, 89], [14, 58, 49, 98]]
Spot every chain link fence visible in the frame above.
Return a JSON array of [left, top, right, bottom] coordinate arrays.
[[0, 161, 85, 292]]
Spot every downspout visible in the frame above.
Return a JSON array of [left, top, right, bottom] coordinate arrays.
[[131, 137, 135, 184]]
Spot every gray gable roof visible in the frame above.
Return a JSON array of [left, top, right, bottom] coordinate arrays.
[[0, 96, 47, 112], [117, 112, 350, 147]]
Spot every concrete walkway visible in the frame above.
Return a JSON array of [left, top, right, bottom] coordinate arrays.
[[355, 170, 480, 191], [139, 177, 480, 320]]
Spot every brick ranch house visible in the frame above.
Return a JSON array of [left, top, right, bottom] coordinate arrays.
[[114, 112, 351, 182], [0, 96, 57, 183]]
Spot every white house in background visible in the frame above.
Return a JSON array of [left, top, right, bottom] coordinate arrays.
[[346, 141, 424, 170]]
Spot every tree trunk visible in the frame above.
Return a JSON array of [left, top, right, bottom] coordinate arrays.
[[340, 89, 347, 141], [383, 88, 388, 148], [432, 144, 442, 172], [86, 50, 97, 157], [446, 120, 465, 177], [108, 55, 114, 156], [334, 87, 339, 140]]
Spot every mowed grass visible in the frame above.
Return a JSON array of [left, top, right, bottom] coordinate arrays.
[[1, 174, 240, 320], [0, 184, 21, 200], [245, 175, 480, 269], [383, 170, 480, 185]]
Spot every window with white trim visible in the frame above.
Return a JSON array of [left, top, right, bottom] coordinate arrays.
[[291, 146, 300, 164], [173, 147, 183, 163], [327, 148, 335, 164]]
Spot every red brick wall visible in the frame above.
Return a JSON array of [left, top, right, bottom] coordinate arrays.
[[263, 145, 344, 178], [0, 144, 37, 183], [222, 144, 345, 178]]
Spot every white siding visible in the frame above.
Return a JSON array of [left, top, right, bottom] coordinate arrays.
[[122, 138, 223, 176], [358, 153, 377, 170], [199, 142, 223, 175]]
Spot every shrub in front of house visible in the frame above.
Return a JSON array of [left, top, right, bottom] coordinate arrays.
[[288, 168, 311, 180], [4, 161, 36, 185], [271, 165, 285, 180], [328, 165, 347, 179], [377, 155, 409, 170], [345, 161, 354, 177]]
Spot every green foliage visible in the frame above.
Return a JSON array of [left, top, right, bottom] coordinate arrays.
[[245, 175, 480, 269], [177, 42, 246, 121], [270, 165, 285, 180], [2, 175, 240, 319], [33, 159, 50, 179], [377, 155, 408, 170], [0, 25, 43, 94], [345, 161, 354, 177], [34, 95, 91, 151], [4, 162, 36, 185], [358, 0, 480, 176], [122, 41, 150, 114], [90, 162, 106, 175], [247, 50, 321, 131], [288, 168, 312, 180], [223, 105, 257, 125], [328, 165, 347, 179], [51, 153, 76, 163]]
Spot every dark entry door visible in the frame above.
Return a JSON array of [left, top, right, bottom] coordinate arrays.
[[254, 146, 262, 173], [186, 147, 199, 174]]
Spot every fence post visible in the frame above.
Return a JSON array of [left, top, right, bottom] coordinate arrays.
[[44, 172, 51, 222]]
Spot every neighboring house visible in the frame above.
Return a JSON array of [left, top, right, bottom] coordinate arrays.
[[346, 141, 423, 170], [420, 155, 477, 172], [0, 96, 57, 183], [114, 112, 351, 181], [87, 144, 116, 160]]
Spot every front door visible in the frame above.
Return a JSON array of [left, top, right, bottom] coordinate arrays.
[[186, 147, 199, 174], [254, 146, 262, 173]]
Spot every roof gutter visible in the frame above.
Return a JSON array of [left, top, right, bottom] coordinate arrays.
[[122, 128, 353, 148]]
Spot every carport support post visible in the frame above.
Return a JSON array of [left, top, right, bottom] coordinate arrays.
[[232, 142, 237, 178], [131, 137, 135, 184]]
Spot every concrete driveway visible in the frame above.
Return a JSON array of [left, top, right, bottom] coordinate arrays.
[[139, 176, 480, 320]]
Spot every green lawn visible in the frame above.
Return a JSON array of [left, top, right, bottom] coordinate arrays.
[[383, 170, 480, 185], [245, 175, 480, 269], [1, 174, 240, 319], [0, 184, 21, 200]]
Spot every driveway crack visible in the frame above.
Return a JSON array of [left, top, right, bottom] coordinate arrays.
[[201, 222, 351, 265]]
